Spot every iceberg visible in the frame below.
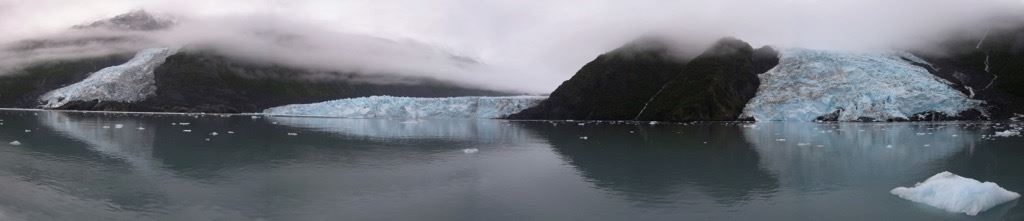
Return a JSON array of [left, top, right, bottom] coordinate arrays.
[[891, 171, 1020, 216], [742, 48, 983, 121], [263, 96, 546, 119], [39, 48, 176, 108]]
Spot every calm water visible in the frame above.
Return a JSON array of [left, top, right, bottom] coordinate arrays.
[[0, 110, 1022, 221]]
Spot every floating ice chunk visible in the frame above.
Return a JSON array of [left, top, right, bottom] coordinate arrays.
[[23, 130, 30, 133], [263, 96, 546, 119], [38, 48, 175, 108], [179, 123, 190, 126], [182, 129, 191, 133], [227, 131, 235, 134], [579, 136, 589, 140], [210, 132, 218, 136], [102, 126, 110, 129], [993, 129, 1020, 137], [251, 116, 260, 119], [462, 148, 479, 154], [891, 172, 1020, 215], [114, 124, 123, 129], [137, 127, 146, 130], [287, 132, 298, 136], [8, 141, 20, 146], [742, 49, 983, 121]]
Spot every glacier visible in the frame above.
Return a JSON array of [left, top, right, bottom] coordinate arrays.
[[263, 96, 546, 119], [39, 48, 176, 108], [741, 48, 984, 121], [891, 171, 1020, 216]]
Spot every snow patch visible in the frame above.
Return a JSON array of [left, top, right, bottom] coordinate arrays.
[[39, 48, 176, 108], [742, 49, 983, 121], [8, 141, 20, 146], [891, 171, 1019, 216], [264, 96, 546, 119]]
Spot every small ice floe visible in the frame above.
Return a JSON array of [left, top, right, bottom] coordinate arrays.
[[114, 124, 123, 129], [179, 123, 191, 126], [24, 129, 30, 133], [137, 127, 146, 130], [172, 123, 177, 126], [797, 142, 811, 146], [210, 132, 219, 136], [205, 138, 210, 141], [649, 121, 658, 125], [577, 123, 585, 126], [102, 126, 110, 129], [993, 129, 1021, 137], [579, 136, 589, 140], [227, 131, 235, 134], [923, 144, 931, 147], [272, 122, 278, 125], [886, 145, 893, 149], [916, 132, 927, 136], [183, 129, 192, 133], [891, 171, 1020, 216], [9, 141, 20, 146], [287, 132, 298, 136], [775, 138, 786, 142], [815, 145, 825, 148], [251, 116, 260, 119], [462, 148, 479, 154]]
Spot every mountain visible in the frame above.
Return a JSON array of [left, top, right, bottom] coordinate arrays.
[[72, 10, 176, 31], [513, 24, 1024, 122], [507, 37, 690, 120], [0, 11, 513, 113], [510, 37, 778, 121]]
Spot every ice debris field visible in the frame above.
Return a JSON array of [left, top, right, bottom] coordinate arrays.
[[891, 171, 1020, 216]]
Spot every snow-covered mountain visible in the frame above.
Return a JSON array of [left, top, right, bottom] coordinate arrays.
[[264, 96, 546, 119], [0, 10, 515, 113]]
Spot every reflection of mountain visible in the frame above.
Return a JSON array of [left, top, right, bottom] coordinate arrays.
[[518, 122, 778, 205]]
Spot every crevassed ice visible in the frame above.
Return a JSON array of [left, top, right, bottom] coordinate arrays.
[[891, 171, 1020, 216], [39, 48, 176, 108], [263, 96, 546, 119], [741, 48, 983, 121]]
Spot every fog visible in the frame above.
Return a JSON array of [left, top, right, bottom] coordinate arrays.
[[1, 0, 1023, 93]]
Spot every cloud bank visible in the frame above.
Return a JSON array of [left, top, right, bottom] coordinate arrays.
[[2, 0, 1023, 93]]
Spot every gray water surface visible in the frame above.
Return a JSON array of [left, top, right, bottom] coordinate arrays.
[[0, 110, 1021, 220]]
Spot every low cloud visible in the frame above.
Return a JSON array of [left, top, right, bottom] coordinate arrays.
[[2, 0, 1023, 93]]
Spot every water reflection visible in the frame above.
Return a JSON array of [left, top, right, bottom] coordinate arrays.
[[269, 117, 531, 142], [518, 122, 779, 206]]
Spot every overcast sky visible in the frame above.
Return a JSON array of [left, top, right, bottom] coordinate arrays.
[[2, 0, 1023, 93]]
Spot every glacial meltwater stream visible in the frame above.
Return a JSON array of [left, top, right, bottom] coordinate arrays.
[[0, 110, 1021, 220]]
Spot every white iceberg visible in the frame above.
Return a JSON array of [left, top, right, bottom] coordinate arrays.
[[742, 48, 984, 121], [39, 48, 176, 108], [890, 171, 1020, 216], [263, 96, 546, 119], [993, 129, 1020, 137]]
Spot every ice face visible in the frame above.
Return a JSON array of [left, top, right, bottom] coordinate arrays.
[[891, 171, 1020, 216], [742, 48, 984, 121], [39, 48, 176, 108], [263, 96, 546, 119]]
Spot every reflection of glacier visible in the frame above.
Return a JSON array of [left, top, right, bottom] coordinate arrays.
[[37, 111, 157, 169], [264, 96, 546, 119], [269, 117, 532, 141], [742, 122, 977, 187], [742, 49, 983, 121]]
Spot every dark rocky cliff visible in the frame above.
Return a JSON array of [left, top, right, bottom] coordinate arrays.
[[510, 37, 778, 121]]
